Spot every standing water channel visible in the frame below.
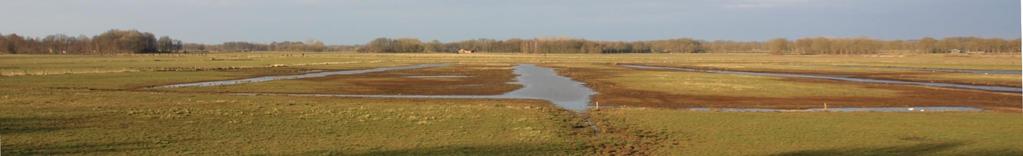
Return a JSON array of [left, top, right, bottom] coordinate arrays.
[[501, 64, 597, 112]]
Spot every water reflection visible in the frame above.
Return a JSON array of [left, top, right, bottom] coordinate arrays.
[[501, 64, 597, 112]]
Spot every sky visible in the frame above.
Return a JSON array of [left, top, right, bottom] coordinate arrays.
[[1, 0, 1019, 44]]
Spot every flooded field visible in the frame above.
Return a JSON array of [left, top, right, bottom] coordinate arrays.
[[3, 53, 1020, 155], [150, 62, 1014, 112], [153, 64, 448, 88], [622, 64, 1022, 93], [165, 64, 596, 112]]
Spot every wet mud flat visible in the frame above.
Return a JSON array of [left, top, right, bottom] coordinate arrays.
[[155, 63, 523, 95], [158, 63, 596, 112], [641, 63, 1023, 88], [621, 64, 1021, 93], [556, 64, 1022, 111], [153, 64, 448, 88], [307, 63, 522, 95], [152, 62, 1014, 112], [245, 64, 596, 112]]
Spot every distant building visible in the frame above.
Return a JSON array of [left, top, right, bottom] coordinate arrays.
[[457, 49, 475, 54]]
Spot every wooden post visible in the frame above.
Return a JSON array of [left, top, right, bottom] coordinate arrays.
[[824, 103, 828, 111], [595, 101, 600, 110]]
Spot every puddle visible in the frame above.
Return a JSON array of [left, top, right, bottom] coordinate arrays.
[[153, 64, 448, 88], [689, 106, 983, 112], [622, 64, 1022, 93], [500, 64, 597, 112]]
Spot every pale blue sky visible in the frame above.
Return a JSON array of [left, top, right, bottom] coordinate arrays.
[[1, 0, 1019, 44]]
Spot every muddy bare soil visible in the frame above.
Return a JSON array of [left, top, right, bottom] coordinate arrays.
[[641, 63, 1023, 88], [291, 64, 522, 95], [557, 64, 1023, 111], [154, 64, 446, 88], [622, 64, 1021, 93]]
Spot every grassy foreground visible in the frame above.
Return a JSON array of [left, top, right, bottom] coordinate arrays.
[[594, 108, 1023, 155], [0, 88, 588, 155]]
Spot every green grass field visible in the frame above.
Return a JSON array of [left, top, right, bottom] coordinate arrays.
[[606, 70, 901, 98], [1, 88, 589, 155], [594, 108, 1023, 155], [1, 52, 1020, 155]]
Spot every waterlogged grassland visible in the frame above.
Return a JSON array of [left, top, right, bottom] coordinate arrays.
[[1, 53, 1021, 155], [163, 63, 522, 95], [640, 54, 1022, 87], [0, 53, 428, 76], [556, 63, 1021, 110], [3, 52, 1019, 88], [872, 72, 1023, 87], [0, 71, 264, 90], [654, 62, 1023, 87], [0, 88, 588, 155], [594, 108, 1023, 155], [607, 70, 901, 98], [0, 62, 426, 90], [656, 54, 1021, 70]]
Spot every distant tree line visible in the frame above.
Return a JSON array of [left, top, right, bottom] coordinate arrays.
[[766, 37, 1022, 55], [359, 37, 708, 53], [185, 40, 330, 52], [0, 29, 182, 54], [2, 29, 1019, 55], [0, 30, 334, 54], [358, 37, 1021, 54]]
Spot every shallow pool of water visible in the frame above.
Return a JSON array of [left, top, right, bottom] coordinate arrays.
[[622, 64, 1022, 93], [500, 64, 597, 112]]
